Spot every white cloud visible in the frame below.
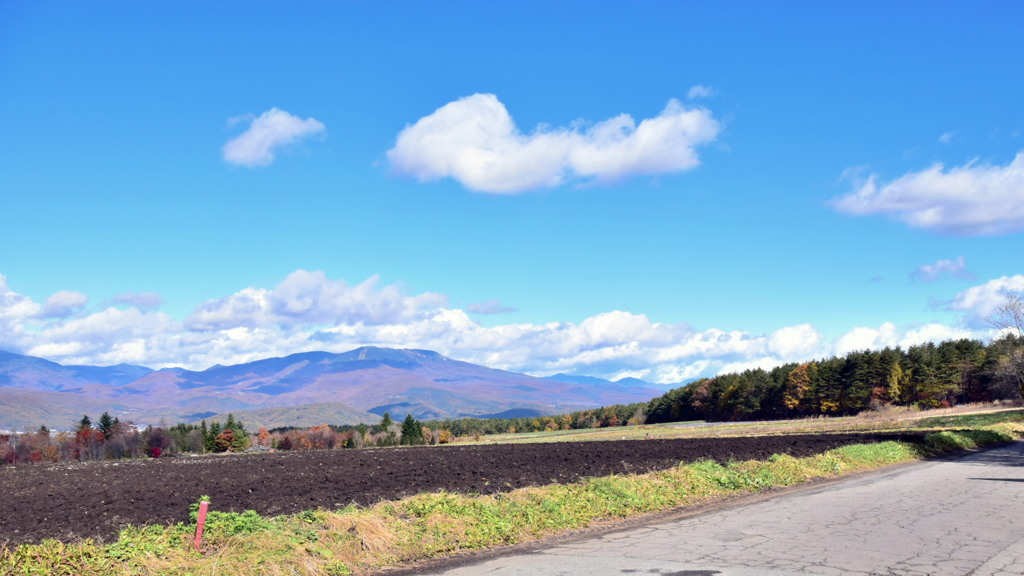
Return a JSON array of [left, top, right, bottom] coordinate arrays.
[[0, 275, 40, 319], [938, 131, 956, 144], [609, 368, 652, 382], [0, 271, 1015, 385], [767, 324, 822, 359], [717, 356, 788, 375], [112, 292, 163, 311], [569, 99, 719, 183], [222, 108, 326, 167], [830, 321, 976, 358], [0, 275, 40, 351], [185, 286, 272, 331], [27, 307, 179, 366], [832, 323, 900, 357], [38, 290, 88, 319], [949, 275, 1024, 327], [186, 271, 447, 331], [900, 323, 973, 346], [910, 256, 974, 283], [467, 299, 516, 315], [386, 94, 720, 193], [651, 361, 710, 383], [831, 152, 1024, 235], [687, 85, 715, 99]]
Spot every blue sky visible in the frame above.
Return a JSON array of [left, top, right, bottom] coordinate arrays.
[[2, 2, 1023, 383]]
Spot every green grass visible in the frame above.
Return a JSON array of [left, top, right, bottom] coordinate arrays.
[[911, 410, 1024, 430], [3, 412, 1023, 576], [475, 406, 1024, 445]]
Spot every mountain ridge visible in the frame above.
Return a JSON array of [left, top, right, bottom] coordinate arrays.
[[0, 347, 664, 431]]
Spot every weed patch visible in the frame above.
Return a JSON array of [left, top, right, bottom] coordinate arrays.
[[920, 429, 1014, 454]]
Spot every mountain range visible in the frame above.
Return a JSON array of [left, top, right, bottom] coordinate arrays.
[[0, 347, 668, 431]]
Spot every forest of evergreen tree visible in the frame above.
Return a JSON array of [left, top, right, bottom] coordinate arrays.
[[645, 335, 1024, 424]]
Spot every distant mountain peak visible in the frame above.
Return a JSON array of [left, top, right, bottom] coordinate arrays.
[[340, 346, 447, 364], [546, 373, 612, 385], [612, 377, 653, 388], [0, 346, 663, 430]]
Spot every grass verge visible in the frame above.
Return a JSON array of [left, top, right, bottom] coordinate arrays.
[[3, 418, 1023, 576]]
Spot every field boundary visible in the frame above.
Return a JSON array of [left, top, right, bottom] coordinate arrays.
[[377, 443, 999, 576]]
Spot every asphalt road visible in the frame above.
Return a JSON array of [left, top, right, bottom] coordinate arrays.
[[413, 441, 1024, 576]]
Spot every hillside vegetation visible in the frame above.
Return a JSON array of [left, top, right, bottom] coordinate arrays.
[[646, 335, 1023, 424]]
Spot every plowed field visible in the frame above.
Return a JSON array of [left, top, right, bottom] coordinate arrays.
[[0, 433, 921, 545]]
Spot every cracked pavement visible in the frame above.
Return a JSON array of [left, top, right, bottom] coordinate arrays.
[[414, 441, 1024, 575]]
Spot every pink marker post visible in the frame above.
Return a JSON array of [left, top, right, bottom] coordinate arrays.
[[194, 500, 210, 552]]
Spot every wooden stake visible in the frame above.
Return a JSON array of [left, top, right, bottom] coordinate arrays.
[[194, 500, 209, 552]]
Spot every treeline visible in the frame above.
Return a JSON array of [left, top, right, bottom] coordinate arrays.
[[285, 403, 649, 443], [0, 413, 250, 465], [2, 404, 649, 464], [647, 336, 1024, 423], [4, 336, 1021, 464], [0, 410, 448, 465], [419, 403, 648, 437], [267, 413, 438, 450]]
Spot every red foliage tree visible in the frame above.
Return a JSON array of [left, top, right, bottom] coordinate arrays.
[[214, 428, 236, 452]]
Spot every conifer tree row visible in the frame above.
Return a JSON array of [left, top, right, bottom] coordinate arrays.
[[645, 336, 1024, 424]]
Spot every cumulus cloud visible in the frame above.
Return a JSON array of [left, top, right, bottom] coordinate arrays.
[[313, 309, 789, 383], [650, 361, 710, 384], [386, 94, 720, 193], [830, 321, 978, 358], [222, 108, 326, 167], [112, 292, 163, 311], [0, 275, 40, 351], [717, 357, 789, 375], [467, 299, 517, 315], [687, 84, 715, 99], [901, 323, 974, 346], [767, 324, 823, 359], [949, 275, 1024, 328], [910, 256, 974, 283], [831, 152, 1024, 236], [0, 275, 40, 319], [38, 290, 88, 319], [832, 323, 900, 357], [185, 271, 447, 331], [3, 270, 1018, 384], [27, 307, 180, 366]]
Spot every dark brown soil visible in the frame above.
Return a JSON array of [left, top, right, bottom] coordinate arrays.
[[0, 432, 923, 545]]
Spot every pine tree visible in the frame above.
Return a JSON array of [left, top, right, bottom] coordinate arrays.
[[401, 413, 423, 445], [377, 412, 398, 446], [206, 421, 222, 452], [98, 412, 116, 439], [199, 421, 209, 453]]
